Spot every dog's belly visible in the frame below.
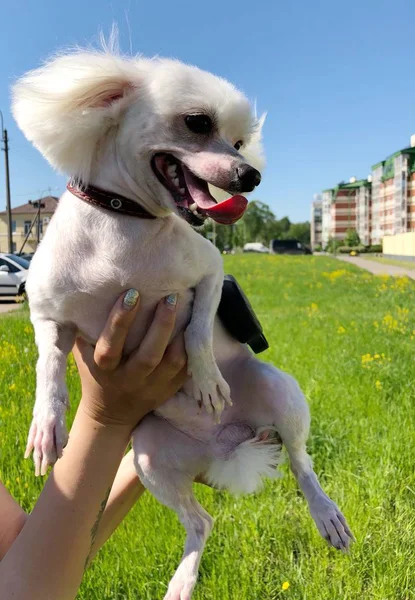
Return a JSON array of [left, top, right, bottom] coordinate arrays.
[[60, 286, 194, 352]]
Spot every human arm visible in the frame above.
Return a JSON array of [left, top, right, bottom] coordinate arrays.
[[0, 290, 187, 600]]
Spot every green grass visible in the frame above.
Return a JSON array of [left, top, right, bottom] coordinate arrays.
[[1, 255, 415, 600], [363, 256, 415, 270]]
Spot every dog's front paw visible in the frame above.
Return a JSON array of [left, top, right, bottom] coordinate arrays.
[[188, 357, 232, 419], [310, 495, 355, 551], [25, 405, 68, 476]]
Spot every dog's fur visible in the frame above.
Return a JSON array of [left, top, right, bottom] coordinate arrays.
[[12, 46, 353, 600]]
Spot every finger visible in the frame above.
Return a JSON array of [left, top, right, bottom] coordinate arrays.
[[147, 366, 189, 413], [149, 332, 187, 381], [168, 366, 190, 394], [126, 294, 178, 376], [73, 337, 95, 374], [94, 289, 140, 371]]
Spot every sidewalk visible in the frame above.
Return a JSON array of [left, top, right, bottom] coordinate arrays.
[[0, 299, 22, 314], [336, 255, 415, 280]]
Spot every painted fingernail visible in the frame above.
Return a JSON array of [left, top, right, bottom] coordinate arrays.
[[165, 293, 178, 309], [123, 289, 139, 310]]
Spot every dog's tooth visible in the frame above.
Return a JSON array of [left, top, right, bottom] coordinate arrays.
[[179, 187, 186, 194], [173, 177, 180, 186], [167, 165, 177, 177], [189, 203, 197, 211]]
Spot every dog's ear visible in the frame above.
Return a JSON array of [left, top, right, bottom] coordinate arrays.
[[12, 51, 140, 182], [242, 112, 266, 174]]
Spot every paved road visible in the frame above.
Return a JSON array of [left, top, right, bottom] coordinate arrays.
[[337, 255, 415, 280], [0, 298, 22, 314]]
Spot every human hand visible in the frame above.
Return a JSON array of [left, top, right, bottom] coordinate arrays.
[[73, 290, 188, 431]]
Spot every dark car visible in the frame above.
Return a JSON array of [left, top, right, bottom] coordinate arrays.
[[270, 239, 312, 255], [20, 253, 34, 262]]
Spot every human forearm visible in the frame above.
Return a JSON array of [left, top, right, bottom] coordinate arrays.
[[0, 407, 130, 600], [0, 483, 27, 561], [89, 449, 145, 560]]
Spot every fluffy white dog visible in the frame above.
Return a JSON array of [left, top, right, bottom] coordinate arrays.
[[12, 46, 353, 600]]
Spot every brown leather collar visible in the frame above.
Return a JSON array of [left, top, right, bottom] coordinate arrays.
[[67, 181, 157, 219]]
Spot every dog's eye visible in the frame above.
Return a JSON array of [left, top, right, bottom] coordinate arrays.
[[185, 114, 213, 135], [234, 140, 243, 151]]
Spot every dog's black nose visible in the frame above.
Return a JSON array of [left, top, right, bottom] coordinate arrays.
[[236, 164, 261, 192]]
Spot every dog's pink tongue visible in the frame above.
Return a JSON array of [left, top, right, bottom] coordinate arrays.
[[183, 167, 248, 225], [202, 195, 248, 224]]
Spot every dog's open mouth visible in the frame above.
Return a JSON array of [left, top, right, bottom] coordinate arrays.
[[151, 153, 248, 226]]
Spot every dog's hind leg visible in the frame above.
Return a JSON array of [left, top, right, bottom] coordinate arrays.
[[133, 413, 213, 600], [230, 359, 354, 550], [261, 366, 355, 550], [27, 318, 76, 475]]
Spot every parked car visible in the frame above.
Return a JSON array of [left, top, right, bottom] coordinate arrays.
[[0, 253, 30, 296], [270, 239, 312, 255], [20, 253, 35, 262], [243, 242, 269, 254]]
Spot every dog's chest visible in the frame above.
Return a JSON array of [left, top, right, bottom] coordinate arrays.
[[29, 210, 218, 346]]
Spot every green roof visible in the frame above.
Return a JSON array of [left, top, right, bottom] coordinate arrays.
[[322, 178, 370, 197], [371, 161, 384, 170], [372, 146, 415, 173], [339, 179, 369, 189]]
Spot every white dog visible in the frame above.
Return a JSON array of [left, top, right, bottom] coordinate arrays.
[[12, 46, 353, 600]]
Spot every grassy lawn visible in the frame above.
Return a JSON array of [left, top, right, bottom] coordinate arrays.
[[1, 255, 415, 600], [363, 255, 415, 270]]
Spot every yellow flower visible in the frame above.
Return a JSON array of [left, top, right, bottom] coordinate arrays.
[[9, 383, 16, 391], [15, 477, 20, 484], [282, 581, 290, 591], [306, 302, 319, 317], [375, 381, 383, 390], [337, 326, 346, 334]]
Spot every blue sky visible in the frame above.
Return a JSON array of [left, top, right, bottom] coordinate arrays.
[[1, 0, 414, 222]]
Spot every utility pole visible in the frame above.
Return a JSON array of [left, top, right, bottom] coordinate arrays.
[[0, 111, 13, 253], [36, 199, 45, 247]]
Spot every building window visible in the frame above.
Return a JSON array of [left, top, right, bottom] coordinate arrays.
[[12, 220, 16, 233], [24, 220, 31, 235]]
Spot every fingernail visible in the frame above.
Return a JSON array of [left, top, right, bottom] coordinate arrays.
[[165, 293, 178, 309], [123, 289, 139, 310]]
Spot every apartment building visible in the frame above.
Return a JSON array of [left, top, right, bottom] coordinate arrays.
[[370, 141, 415, 244], [355, 177, 372, 246], [321, 179, 364, 248], [0, 196, 58, 253], [311, 194, 322, 249], [315, 135, 415, 247]]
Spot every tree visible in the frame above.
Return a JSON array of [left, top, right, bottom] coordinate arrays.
[[281, 222, 311, 245], [344, 229, 360, 247], [198, 199, 310, 251], [242, 201, 277, 244]]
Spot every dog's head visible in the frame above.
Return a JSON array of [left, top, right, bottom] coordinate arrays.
[[12, 50, 265, 225]]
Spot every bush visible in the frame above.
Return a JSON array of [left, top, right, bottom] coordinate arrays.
[[325, 239, 343, 253], [344, 229, 361, 247], [368, 244, 382, 253], [337, 245, 368, 255], [313, 244, 323, 252]]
